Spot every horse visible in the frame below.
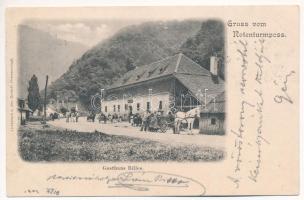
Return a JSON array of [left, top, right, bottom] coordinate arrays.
[[107, 114, 113, 123], [87, 113, 96, 122], [174, 107, 200, 134], [185, 107, 200, 133], [70, 112, 76, 122], [112, 113, 118, 123], [97, 113, 107, 123], [50, 112, 59, 121]]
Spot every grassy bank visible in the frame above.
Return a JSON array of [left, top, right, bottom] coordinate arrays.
[[18, 124, 224, 162]]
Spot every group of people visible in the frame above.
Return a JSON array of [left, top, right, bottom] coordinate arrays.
[[96, 113, 123, 124], [130, 111, 175, 132], [61, 108, 190, 134], [65, 111, 80, 123]]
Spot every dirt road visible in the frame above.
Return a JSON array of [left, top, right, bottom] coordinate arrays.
[[48, 117, 225, 149]]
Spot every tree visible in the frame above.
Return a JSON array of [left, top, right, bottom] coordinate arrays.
[[180, 20, 225, 79], [27, 74, 41, 112], [125, 57, 136, 71], [60, 106, 68, 115]]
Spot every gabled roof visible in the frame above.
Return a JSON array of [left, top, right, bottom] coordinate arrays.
[[107, 53, 225, 103], [18, 104, 33, 112], [108, 53, 211, 90]]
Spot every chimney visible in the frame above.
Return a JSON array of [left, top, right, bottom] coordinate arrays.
[[210, 56, 219, 76]]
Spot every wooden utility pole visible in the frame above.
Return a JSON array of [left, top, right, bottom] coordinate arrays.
[[44, 75, 49, 121]]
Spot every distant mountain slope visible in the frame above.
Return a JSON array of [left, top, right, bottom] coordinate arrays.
[[180, 20, 225, 78], [18, 25, 88, 98], [47, 20, 224, 109], [47, 20, 202, 106]]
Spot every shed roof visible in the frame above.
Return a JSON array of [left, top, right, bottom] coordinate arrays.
[[174, 73, 224, 104], [201, 92, 225, 113]]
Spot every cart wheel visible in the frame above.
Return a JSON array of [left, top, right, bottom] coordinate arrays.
[[160, 123, 168, 133]]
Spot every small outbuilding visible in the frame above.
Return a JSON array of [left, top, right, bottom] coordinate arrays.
[[18, 98, 33, 125], [199, 92, 225, 135]]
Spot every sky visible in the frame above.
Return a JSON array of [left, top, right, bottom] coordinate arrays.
[[25, 20, 142, 47]]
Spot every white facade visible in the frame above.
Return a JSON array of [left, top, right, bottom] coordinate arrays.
[[102, 91, 170, 115]]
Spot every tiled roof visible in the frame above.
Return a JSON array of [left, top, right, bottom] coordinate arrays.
[[108, 53, 211, 89], [108, 53, 181, 89], [107, 53, 225, 104], [174, 73, 224, 105]]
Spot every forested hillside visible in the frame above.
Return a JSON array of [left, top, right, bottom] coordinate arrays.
[[46, 20, 225, 109]]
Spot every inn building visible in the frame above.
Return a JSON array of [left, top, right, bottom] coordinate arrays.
[[101, 53, 225, 119]]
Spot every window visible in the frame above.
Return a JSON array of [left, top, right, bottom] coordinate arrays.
[[125, 104, 128, 111], [113, 105, 116, 112], [123, 76, 131, 83], [137, 103, 140, 111], [146, 102, 150, 111], [159, 101, 163, 110], [148, 67, 157, 77], [105, 106, 107, 113], [136, 71, 146, 80], [118, 105, 120, 112], [159, 63, 170, 74], [211, 118, 216, 125]]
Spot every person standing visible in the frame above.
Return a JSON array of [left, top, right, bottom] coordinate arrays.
[[141, 111, 150, 132], [130, 114, 134, 126], [75, 111, 79, 123], [66, 111, 70, 123], [104, 114, 107, 124]]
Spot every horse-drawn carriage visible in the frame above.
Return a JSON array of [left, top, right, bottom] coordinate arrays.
[[97, 113, 106, 123], [95, 113, 123, 123], [150, 114, 175, 133], [173, 107, 200, 134], [147, 107, 200, 133], [49, 112, 59, 121]]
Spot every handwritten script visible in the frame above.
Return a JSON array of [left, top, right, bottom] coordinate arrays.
[[46, 171, 206, 195], [229, 38, 272, 188], [273, 70, 295, 104]]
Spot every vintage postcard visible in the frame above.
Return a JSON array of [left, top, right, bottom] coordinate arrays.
[[6, 6, 299, 196]]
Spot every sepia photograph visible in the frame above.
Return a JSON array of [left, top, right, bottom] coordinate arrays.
[[5, 5, 300, 197], [17, 19, 226, 162]]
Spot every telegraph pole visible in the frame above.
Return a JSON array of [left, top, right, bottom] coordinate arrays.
[[100, 88, 104, 112], [148, 88, 152, 111], [44, 75, 49, 121], [204, 88, 208, 110]]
